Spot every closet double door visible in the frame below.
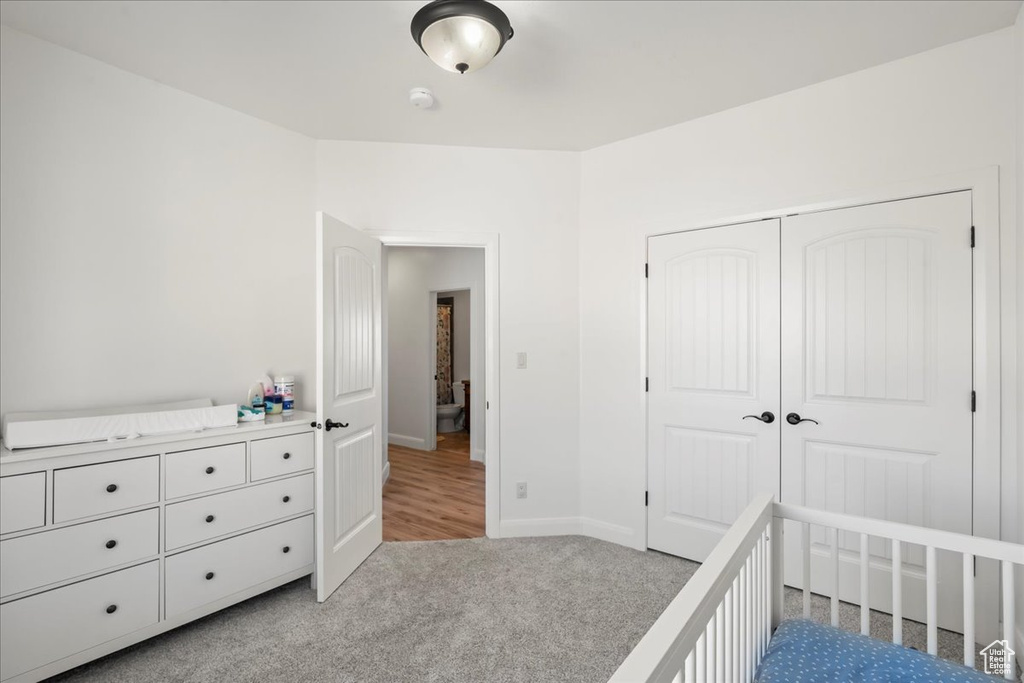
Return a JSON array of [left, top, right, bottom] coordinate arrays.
[[647, 192, 974, 631]]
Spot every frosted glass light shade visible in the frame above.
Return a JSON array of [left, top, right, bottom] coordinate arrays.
[[420, 15, 502, 74], [411, 1, 514, 75]]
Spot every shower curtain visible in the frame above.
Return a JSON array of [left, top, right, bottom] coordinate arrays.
[[436, 304, 453, 404]]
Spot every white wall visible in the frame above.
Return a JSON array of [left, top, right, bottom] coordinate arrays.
[[579, 28, 1019, 550], [441, 289, 472, 388], [386, 247, 484, 460], [316, 141, 581, 531], [0, 27, 316, 415]]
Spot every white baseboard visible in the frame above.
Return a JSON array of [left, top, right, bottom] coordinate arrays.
[[388, 433, 426, 449], [579, 516, 641, 550], [382, 461, 391, 485], [499, 516, 581, 538], [497, 516, 642, 550], [471, 448, 485, 463]]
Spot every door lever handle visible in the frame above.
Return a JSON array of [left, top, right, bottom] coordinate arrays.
[[742, 411, 775, 424], [325, 418, 349, 431], [786, 412, 819, 426]]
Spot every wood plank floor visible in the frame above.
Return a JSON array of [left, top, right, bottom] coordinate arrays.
[[383, 430, 485, 542]]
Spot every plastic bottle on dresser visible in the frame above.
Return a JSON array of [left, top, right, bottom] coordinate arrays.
[[275, 376, 295, 415]]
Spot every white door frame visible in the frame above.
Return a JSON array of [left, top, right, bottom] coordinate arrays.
[[371, 230, 500, 539], [641, 167, 1007, 620]]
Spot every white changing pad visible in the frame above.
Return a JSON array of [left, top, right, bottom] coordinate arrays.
[[1, 399, 238, 450]]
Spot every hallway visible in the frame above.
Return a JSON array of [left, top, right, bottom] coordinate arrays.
[[383, 431, 485, 541]]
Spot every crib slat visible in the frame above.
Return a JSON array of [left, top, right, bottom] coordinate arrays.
[[829, 527, 839, 627], [695, 631, 706, 683], [860, 533, 870, 636], [802, 522, 811, 618], [1002, 560, 1015, 681], [706, 613, 716, 682], [763, 531, 770, 657], [892, 540, 903, 645], [771, 516, 784, 628], [715, 601, 725, 683], [741, 558, 749, 682], [684, 649, 695, 683], [755, 534, 763, 664], [926, 545, 937, 656], [749, 557, 757, 683], [724, 586, 733, 683], [963, 553, 975, 668]]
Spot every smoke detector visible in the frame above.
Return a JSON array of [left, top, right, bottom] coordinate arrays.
[[409, 87, 435, 109]]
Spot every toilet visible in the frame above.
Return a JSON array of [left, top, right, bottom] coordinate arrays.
[[436, 381, 465, 433]]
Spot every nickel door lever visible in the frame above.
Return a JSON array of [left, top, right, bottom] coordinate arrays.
[[742, 412, 775, 424]]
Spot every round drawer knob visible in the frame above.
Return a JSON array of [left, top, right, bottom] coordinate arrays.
[[205, 515, 215, 523], [205, 466, 215, 474], [282, 495, 290, 503], [205, 572, 215, 581], [105, 539, 117, 549], [282, 546, 291, 554], [282, 452, 291, 460], [106, 605, 118, 614], [106, 484, 118, 493]]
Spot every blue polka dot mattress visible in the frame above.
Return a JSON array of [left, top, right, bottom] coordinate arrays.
[[754, 619, 997, 682]]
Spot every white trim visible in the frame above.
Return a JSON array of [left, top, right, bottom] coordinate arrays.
[[387, 433, 427, 450], [471, 447, 485, 463], [580, 517, 637, 547], [640, 166, 1007, 620], [499, 516, 581, 538], [496, 516, 637, 545], [368, 230, 501, 539], [381, 461, 391, 485]]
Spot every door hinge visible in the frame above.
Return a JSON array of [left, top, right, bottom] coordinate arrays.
[[486, 401, 490, 410], [645, 377, 649, 392], [971, 390, 976, 412], [645, 263, 649, 278], [970, 226, 975, 248], [645, 491, 649, 507]]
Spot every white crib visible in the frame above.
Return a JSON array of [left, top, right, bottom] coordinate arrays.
[[611, 493, 1024, 683]]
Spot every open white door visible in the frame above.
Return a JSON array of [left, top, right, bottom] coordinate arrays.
[[315, 211, 383, 602]]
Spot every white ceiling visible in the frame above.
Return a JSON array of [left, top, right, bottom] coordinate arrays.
[[1, 0, 1020, 151]]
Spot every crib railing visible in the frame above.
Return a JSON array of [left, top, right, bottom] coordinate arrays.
[[611, 495, 1024, 683], [611, 493, 776, 683]]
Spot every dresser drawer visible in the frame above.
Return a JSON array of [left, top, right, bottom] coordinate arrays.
[[165, 442, 246, 500], [0, 561, 159, 681], [53, 456, 159, 523], [165, 515, 312, 618], [0, 508, 158, 598], [0, 472, 45, 535], [250, 432, 313, 481], [164, 473, 313, 551]]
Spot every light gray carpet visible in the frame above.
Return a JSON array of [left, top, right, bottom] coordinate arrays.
[[47, 536, 1012, 682], [49, 537, 699, 683]]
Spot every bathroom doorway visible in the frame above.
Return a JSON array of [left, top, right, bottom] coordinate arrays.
[[431, 289, 473, 460], [381, 244, 488, 542]]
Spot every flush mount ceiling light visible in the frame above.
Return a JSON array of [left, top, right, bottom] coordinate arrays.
[[411, 0, 514, 75]]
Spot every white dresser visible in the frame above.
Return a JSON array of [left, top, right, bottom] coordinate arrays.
[[0, 412, 318, 683]]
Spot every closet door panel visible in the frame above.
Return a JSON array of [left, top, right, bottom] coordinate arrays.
[[781, 191, 973, 632], [647, 220, 781, 562]]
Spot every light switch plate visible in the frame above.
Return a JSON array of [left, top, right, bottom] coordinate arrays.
[[516, 352, 527, 369]]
